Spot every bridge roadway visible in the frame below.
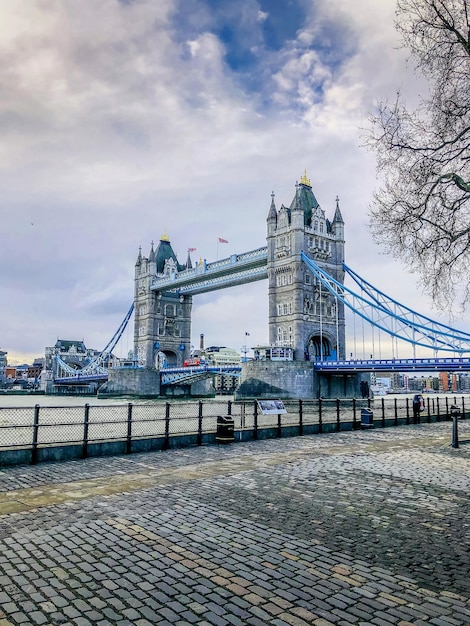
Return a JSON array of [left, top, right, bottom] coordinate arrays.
[[0, 421, 469, 624], [315, 356, 470, 372], [160, 364, 242, 385], [53, 357, 470, 385]]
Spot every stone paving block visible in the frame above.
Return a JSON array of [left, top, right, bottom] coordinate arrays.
[[0, 422, 469, 625], [203, 611, 230, 626]]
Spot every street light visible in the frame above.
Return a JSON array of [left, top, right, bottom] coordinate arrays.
[[242, 331, 250, 362]]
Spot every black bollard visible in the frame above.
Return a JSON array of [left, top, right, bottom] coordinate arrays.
[[452, 415, 459, 449], [450, 405, 460, 449]]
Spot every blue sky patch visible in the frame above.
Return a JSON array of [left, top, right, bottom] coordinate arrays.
[[171, 0, 358, 113]]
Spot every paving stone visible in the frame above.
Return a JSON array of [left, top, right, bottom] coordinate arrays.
[[0, 421, 469, 625]]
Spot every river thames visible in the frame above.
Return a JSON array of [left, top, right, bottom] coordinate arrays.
[[0, 390, 464, 408]]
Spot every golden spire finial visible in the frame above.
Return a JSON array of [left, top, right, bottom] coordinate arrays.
[[160, 231, 170, 242], [300, 169, 311, 186]]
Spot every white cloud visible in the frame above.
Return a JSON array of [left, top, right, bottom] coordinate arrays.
[[1, 0, 465, 367]]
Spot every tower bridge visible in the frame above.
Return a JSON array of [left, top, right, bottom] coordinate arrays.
[[132, 170, 346, 379], [53, 169, 470, 399]]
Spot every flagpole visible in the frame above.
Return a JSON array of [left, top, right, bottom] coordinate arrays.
[[217, 237, 228, 260]]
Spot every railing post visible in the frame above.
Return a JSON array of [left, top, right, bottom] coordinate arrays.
[[197, 401, 203, 446], [445, 396, 450, 421], [437, 397, 440, 421], [31, 404, 40, 465], [406, 398, 410, 425], [277, 413, 282, 438], [336, 398, 340, 432], [462, 396, 466, 420], [352, 398, 357, 430], [381, 397, 385, 427], [163, 402, 170, 450], [227, 400, 232, 416], [394, 398, 398, 426], [318, 398, 323, 434], [83, 403, 90, 459], [253, 400, 258, 440], [126, 403, 133, 454], [299, 399, 303, 436], [427, 396, 431, 423]]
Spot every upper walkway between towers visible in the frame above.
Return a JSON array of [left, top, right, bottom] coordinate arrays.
[[151, 246, 268, 295]]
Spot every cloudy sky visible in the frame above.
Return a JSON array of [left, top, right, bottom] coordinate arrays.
[[1, 0, 463, 365]]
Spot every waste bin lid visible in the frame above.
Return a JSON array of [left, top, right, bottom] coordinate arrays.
[[217, 415, 234, 423]]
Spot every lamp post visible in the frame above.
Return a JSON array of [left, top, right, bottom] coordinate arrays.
[[243, 331, 250, 362]]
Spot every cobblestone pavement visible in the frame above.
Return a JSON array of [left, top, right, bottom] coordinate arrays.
[[0, 421, 469, 626]]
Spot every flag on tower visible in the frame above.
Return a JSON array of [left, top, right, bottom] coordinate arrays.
[[218, 237, 228, 243], [188, 248, 197, 252]]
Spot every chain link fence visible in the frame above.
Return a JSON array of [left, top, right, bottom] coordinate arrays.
[[0, 395, 467, 465]]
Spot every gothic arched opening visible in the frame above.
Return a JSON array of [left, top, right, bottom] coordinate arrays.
[[155, 350, 178, 368], [306, 335, 333, 361]]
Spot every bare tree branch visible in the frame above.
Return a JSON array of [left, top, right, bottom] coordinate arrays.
[[367, 0, 470, 313]]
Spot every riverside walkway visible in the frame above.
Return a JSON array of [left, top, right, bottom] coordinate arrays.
[[0, 421, 469, 626]]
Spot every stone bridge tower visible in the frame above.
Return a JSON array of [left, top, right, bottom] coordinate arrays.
[[134, 234, 192, 369], [267, 172, 345, 361]]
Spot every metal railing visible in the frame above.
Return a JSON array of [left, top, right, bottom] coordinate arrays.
[[0, 395, 467, 466]]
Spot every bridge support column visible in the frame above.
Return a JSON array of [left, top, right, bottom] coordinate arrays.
[[236, 361, 371, 400], [317, 372, 370, 399], [98, 368, 161, 398]]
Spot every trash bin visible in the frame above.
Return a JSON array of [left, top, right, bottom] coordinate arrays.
[[361, 408, 374, 429], [216, 415, 234, 444]]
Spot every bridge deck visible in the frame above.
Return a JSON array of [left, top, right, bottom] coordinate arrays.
[[161, 364, 242, 385], [315, 357, 470, 372]]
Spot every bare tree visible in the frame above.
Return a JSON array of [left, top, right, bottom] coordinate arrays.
[[367, 0, 470, 312]]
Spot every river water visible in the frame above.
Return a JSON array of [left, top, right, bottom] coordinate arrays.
[[0, 391, 463, 408], [0, 393, 172, 408]]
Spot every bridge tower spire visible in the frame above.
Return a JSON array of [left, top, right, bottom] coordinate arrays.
[[267, 172, 345, 361]]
